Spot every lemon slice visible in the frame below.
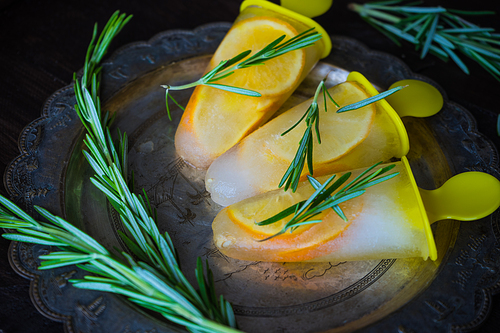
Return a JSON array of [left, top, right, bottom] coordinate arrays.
[[259, 81, 376, 164], [210, 16, 305, 96]]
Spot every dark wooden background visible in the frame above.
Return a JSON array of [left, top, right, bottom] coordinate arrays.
[[1, 0, 499, 332]]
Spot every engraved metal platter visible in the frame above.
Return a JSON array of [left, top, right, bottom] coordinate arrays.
[[6, 23, 500, 333]]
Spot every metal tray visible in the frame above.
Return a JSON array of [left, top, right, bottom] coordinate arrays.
[[6, 23, 500, 333]]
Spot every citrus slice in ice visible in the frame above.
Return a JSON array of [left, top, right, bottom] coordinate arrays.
[[272, 209, 354, 262], [209, 16, 305, 96], [175, 16, 306, 168], [221, 176, 362, 261], [238, 81, 376, 176], [226, 184, 319, 238]]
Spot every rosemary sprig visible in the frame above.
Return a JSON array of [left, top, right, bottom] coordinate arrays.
[[258, 162, 399, 241], [279, 78, 339, 192], [2, 11, 238, 332], [161, 28, 323, 119], [279, 79, 404, 193], [349, 1, 500, 81], [0, 196, 240, 333], [74, 11, 237, 331]]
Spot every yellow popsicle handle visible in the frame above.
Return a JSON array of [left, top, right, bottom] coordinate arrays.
[[280, 0, 333, 18], [419, 172, 500, 224], [386, 79, 444, 118]]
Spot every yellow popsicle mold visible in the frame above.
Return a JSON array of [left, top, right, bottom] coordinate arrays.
[[402, 158, 500, 261], [240, 0, 332, 58]]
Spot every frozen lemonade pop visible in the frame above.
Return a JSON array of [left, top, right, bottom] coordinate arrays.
[[212, 157, 500, 263], [205, 72, 441, 206], [174, 0, 331, 168]]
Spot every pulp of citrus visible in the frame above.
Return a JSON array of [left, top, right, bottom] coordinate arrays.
[[174, 16, 308, 169], [213, 174, 362, 262]]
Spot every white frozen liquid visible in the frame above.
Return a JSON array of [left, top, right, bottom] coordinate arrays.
[[308, 170, 430, 261]]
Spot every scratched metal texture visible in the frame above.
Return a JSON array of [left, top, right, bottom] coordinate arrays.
[[5, 23, 500, 333]]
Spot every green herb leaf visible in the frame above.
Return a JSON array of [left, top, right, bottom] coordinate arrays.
[[204, 83, 261, 97], [337, 85, 405, 113], [2, 233, 66, 246], [279, 79, 335, 192]]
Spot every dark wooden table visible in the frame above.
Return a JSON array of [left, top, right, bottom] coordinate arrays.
[[1, 0, 499, 332]]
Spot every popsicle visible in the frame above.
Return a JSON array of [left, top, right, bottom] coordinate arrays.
[[212, 157, 500, 262], [205, 71, 443, 206], [174, 0, 332, 168]]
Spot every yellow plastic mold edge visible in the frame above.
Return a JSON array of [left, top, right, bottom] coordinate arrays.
[[347, 71, 410, 158], [401, 156, 438, 261]]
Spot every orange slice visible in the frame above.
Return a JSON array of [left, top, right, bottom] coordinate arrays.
[[226, 182, 321, 238], [213, 174, 363, 262], [175, 16, 306, 168], [209, 16, 305, 96]]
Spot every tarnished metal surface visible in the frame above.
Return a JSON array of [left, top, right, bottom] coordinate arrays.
[[5, 23, 500, 332]]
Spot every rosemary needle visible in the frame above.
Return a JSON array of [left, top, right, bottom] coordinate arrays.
[[336, 85, 406, 113], [161, 28, 322, 120]]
